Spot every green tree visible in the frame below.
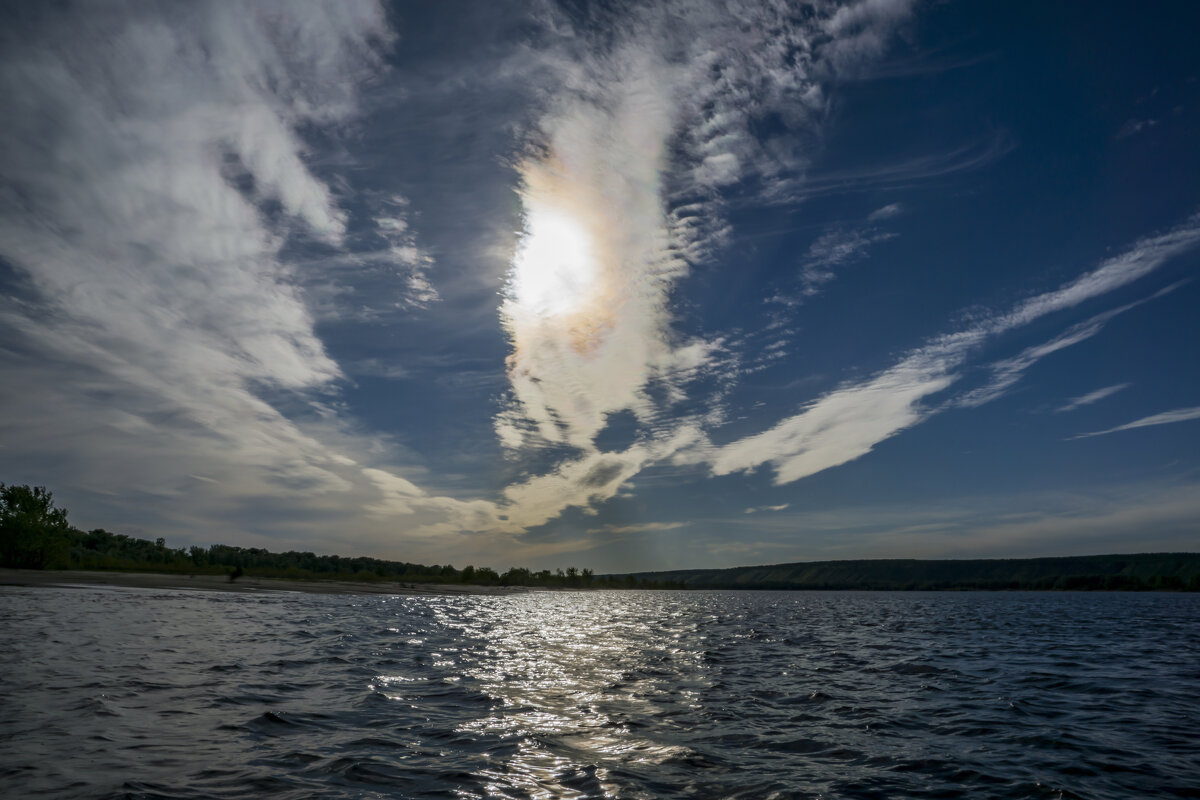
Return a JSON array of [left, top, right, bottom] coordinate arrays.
[[0, 484, 74, 569]]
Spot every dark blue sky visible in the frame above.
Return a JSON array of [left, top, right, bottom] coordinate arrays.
[[1, 1, 1197, 570]]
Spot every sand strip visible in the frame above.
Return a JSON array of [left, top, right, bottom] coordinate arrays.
[[0, 568, 527, 596]]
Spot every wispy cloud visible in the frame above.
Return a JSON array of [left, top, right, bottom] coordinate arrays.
[[698, 213, 1200, 485], [796, 205, 901, 296], [801, 229, 897, 292], [0, 2, 437, 539], [867, 202, 904, 221], [780, 133, 1015, 202], [1117, 118, 1158, 139], [1072, 406, 1200, 439], [744, 504, 790, 515], [587, 521, 690, 535], [957, 282, 1182, 409], [1057, 383, 1131, 414]]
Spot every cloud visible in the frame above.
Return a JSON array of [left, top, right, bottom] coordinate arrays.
[[0, 3, 433, 534], [587, 521, 690, 534], [699, 213, 1200, 485], [492, 0, 921, 508], [4, 1, 1193, 563], [796, 207, 900, 296], [994, 215, 1200, 329], [494, 0, 1198, 527], [1117, 118, 1158, 139], [1057, 384, 1131, 413], [956, 282, 1182, 409], [709, 343, 959, 484], [1072, 406, 1200, 440], [496, 424, 705, 533], [744, 504, 790, 514], [781, 133, 1015, 202], [867, 202, 904, 221], [370, 195, 439, 308], [0, 0, 911, 555]]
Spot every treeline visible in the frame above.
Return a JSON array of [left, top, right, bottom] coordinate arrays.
[[0, 483, 671, 588], [626, 553, 1200, 592]]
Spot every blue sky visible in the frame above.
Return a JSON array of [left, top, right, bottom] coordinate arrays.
[[1, 0, 1198, 572]]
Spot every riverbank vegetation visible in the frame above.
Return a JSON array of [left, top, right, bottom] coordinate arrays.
[[0, 483, 671, 588], [628, 553, 1200, 591]]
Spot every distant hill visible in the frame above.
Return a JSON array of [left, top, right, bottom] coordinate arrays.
[[619, 553, 1200, 591]]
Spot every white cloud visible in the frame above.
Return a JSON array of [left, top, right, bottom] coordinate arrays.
[[371, 195, 439, 308], [867, 202, 904, 221], [494, 0, 1197, 526], [711, 344, 959, 484], [1057, 383, 1131, 413], [798, 225, 897, 296], [492, 0, 920, 523], [1072, 406, 1200, 440], [994, 215, 1200, 331], [699, 214, 1200, 485], [0, 3, 425, 533], [957, 282, 1181, 409], [744, 504, 790, 514], [587, 521, 690, 534]]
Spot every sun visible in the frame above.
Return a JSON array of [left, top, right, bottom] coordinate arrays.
[[509, 206, 598, 318]]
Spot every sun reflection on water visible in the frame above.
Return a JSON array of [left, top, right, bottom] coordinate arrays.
[[386, 592, 715, 798]]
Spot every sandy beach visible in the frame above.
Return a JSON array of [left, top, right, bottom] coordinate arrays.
[[0, 568, 528, 596]]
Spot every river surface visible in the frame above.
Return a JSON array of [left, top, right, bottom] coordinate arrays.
[[1, 586, 1197, 799]]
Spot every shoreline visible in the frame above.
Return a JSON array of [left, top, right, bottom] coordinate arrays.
[[0, 568, 529, 596]]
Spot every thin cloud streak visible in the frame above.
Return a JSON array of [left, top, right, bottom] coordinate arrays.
[[1057, 384, 1131, 413], [777, 133, 1015, 202], [957, 282, 1183, 409], [794, 204, 902, 298], [1071, 407, 1200, 440]]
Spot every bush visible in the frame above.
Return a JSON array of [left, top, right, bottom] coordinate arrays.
[[0, 484, 73, 569]]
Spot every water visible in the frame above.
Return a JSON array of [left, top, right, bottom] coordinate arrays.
[[1, 587, 1197, 799]]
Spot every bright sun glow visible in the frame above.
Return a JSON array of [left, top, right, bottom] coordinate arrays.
[[510, 207, 598, 317]]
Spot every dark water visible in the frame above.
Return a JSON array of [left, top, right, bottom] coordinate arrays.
[[1, 587, 1197, 799]]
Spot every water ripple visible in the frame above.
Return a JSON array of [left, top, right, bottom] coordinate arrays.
[[2, 587, 1198, 798]]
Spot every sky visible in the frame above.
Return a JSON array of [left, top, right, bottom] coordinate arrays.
[[1, 0, 1198, 572]]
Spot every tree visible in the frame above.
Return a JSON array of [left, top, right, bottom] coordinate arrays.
[[0, 484, 74, 569]]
